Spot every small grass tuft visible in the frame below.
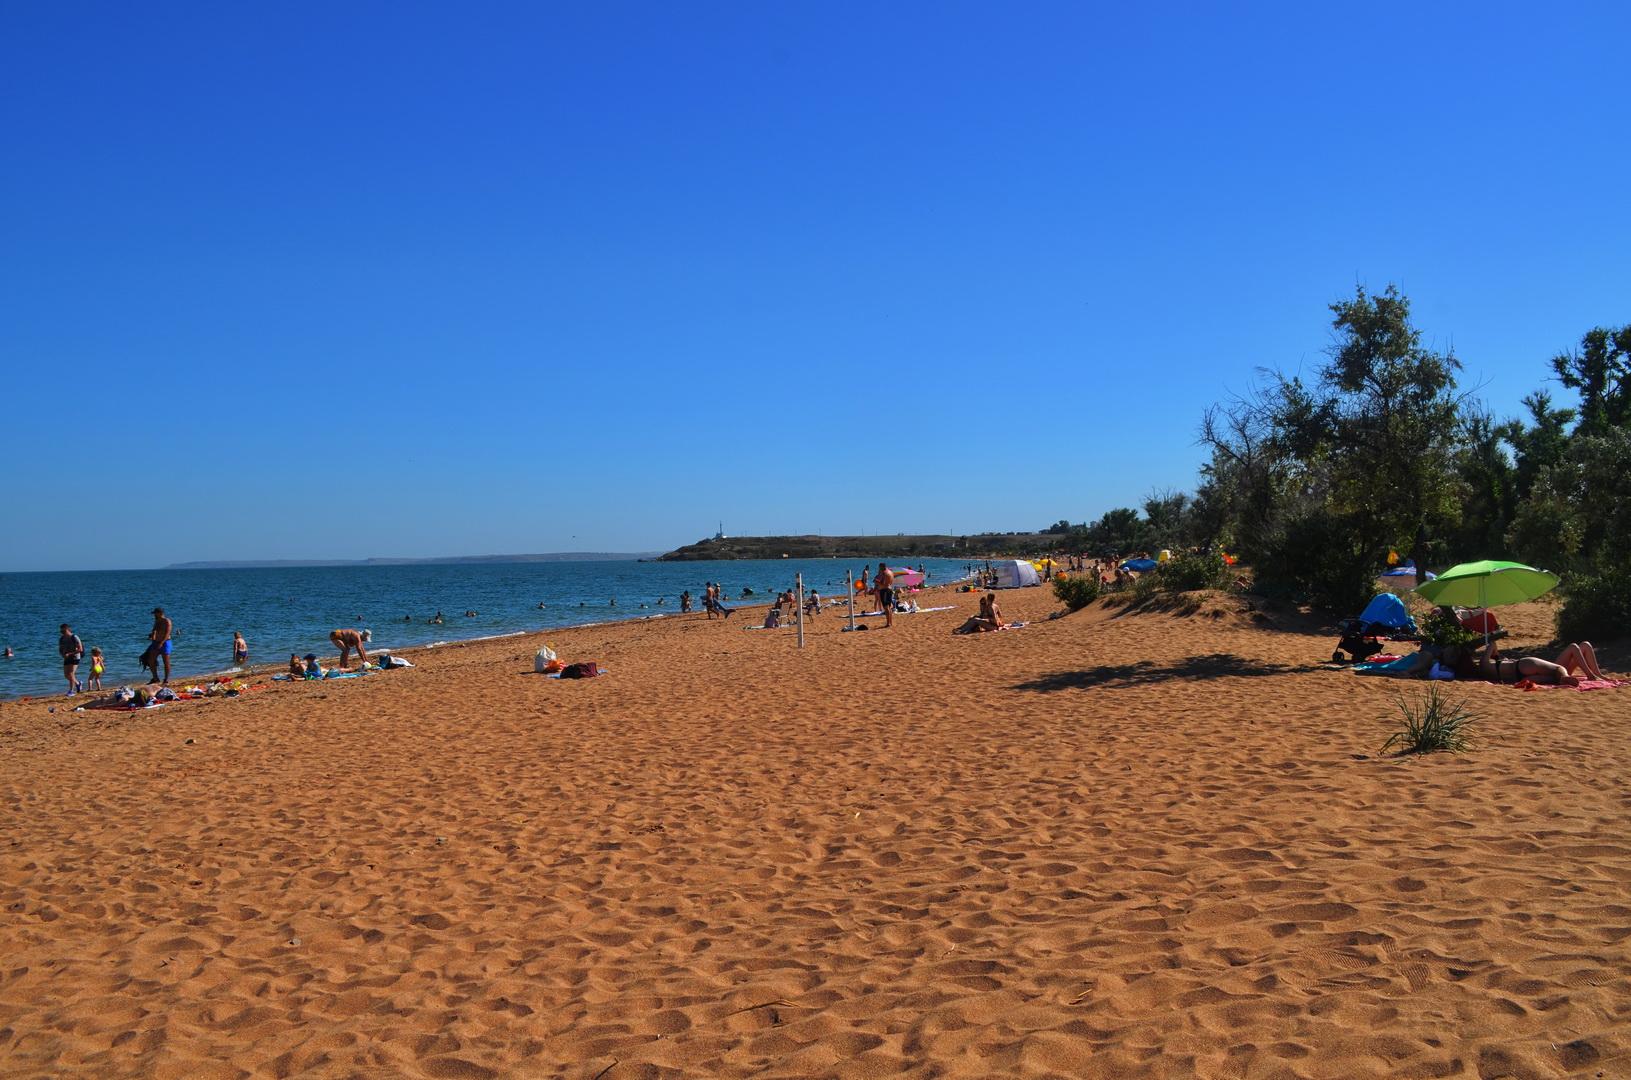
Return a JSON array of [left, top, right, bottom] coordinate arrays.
[[1379, 684, 1481, 756]]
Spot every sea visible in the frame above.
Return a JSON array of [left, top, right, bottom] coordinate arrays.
[[0, 557, 976, 700]]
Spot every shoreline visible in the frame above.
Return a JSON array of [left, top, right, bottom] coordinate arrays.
[[2, 583, 963, 706]]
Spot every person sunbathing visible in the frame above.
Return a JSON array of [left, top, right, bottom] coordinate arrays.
[[953, 593, 1006, 634], [1479, 639, 1606, 687]]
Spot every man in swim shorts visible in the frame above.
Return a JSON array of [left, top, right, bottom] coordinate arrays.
[[59, 623, 83, 694], [874, 563, 895, 628], [149, 607, 172, 685], [329, 628, 371, 669]]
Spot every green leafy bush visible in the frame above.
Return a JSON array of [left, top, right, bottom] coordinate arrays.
[[1258, 510, 1380, 615], [1558, 565, 1631, 641], [1420, 607, 1478, 649], [1150, 553, 1231, 592], [1053, 573, 1101, 612], [1379, 684, 1480, 755]]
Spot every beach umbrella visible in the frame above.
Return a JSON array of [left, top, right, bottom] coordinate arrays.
[[888, 567, 925, 588], [1414, 560, 1559, 645]]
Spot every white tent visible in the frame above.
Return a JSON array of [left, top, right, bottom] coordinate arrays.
[[992, 559, 1041, 588]]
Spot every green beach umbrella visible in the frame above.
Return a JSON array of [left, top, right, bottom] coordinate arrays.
[[1414, 560, 1559, 645]]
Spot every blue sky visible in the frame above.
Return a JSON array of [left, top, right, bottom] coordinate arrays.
[[3, 2, 1627, 571]]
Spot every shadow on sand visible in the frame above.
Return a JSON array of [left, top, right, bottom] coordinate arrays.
[[1010, 652, 1325, 692]]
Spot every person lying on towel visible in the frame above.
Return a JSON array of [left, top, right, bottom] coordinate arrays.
[[1479, 640, 1606, 687]]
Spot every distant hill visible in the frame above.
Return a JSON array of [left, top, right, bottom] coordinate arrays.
[[165, 552, 665, 569], [658, 534, 1059, 561]]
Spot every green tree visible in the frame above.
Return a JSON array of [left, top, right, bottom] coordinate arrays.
[[1199, 285, 1467, 607], [1551, 325, 1631, 437], [1303, 284, 1466, 563], [1498, 391, 1576, 500]]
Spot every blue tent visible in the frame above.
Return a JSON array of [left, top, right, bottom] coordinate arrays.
[[1119, 558, 1158, 572], [1357, 592, 1413, 629]]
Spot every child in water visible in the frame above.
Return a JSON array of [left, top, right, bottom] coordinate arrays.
[[87, 647, 105, 691]]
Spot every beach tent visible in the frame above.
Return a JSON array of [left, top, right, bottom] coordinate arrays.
[[1357, 592, 1414, 630], [1119, 558, 1158, 573], [992, 559, 1041, 588]]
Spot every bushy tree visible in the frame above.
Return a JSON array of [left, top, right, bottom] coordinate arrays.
[[1199, 285, 1465, 609], [1552, 325, 1631, 438]]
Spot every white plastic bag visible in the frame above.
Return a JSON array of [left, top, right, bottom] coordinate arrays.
[[534, 645, 558, 672]]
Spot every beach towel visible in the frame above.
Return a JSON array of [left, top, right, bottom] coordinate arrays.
[[852, 606, 955, 617], [1513, 678, 1625, 692], [1354, 653, 1428, 675], [546, 667, 606, 678]]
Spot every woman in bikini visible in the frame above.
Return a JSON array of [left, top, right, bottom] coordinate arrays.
[[953, 593, 1007, 634], [1478, 639, 1606, 687]]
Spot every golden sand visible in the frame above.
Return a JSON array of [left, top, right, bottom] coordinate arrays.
[[1, 586, 1627, 1078]]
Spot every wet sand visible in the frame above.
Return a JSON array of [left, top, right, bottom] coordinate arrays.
[[2, 586, 1628, 1078]]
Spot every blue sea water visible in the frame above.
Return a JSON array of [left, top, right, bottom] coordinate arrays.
[[0, 557, 974, 700]]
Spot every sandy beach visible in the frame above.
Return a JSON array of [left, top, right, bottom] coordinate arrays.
[[2, 585, 1627, 1079]]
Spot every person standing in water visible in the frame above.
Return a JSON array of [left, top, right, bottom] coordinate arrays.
[[233, 631, 248, 666]]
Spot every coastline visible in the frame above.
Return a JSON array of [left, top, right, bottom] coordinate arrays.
[[3, 587, 1627, 1077]]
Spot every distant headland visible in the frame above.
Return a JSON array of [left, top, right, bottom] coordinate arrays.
[[164, 552, 665, 569], [657, 533, 1058, 561]]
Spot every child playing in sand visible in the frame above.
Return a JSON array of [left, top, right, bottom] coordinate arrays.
[[86, 646, 104, 691], [289, 653, 305, 679], [302, 653, 324, 679]]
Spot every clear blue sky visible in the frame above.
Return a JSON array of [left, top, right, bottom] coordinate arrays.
[[3, 2, 1627, 571]]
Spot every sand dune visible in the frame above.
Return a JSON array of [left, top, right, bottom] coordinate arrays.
[[2, 588, 1627, 1078]]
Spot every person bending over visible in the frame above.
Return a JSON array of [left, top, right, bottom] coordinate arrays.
[[1479, 639, 1606, 687], [329, 628, 371, 669]]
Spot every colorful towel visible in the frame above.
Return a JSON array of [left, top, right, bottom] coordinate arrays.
[[1514, 678, 1625, 692], [1355, 653, 1428, 675]]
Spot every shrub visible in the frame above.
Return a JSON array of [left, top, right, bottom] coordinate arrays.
[[1257, 509, 1380, 615], [1558, 565, 1631, 642], [1053, 573, 1101, 612], [1150, 553, 1231, 593], [1420, 607, 1478, 649], [1379, 684, 1481, 755]]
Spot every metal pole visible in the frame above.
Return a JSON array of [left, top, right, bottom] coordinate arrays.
[[795, 573, 805, 649], [846, 570, 855, 631]]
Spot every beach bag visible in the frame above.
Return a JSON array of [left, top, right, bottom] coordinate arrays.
[[533, 646, 558, 673], [561, 661, 599, 679]]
